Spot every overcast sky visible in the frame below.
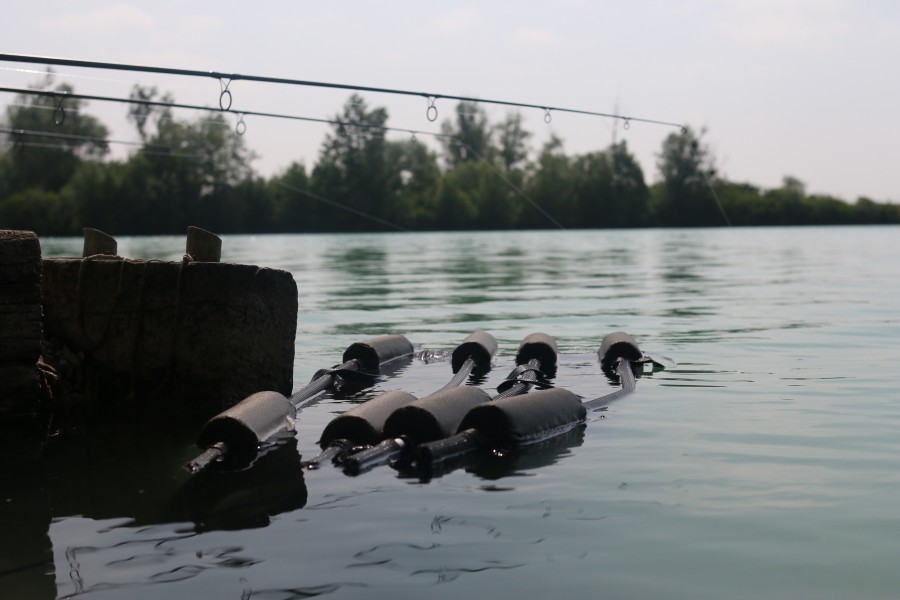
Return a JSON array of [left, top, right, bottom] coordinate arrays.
[[2, 1, 898, 202]]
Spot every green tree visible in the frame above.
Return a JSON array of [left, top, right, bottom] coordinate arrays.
[[572, 141, 649, 228], [384, 138, 441, 228], [125, 111, 257, 233], [149, 111, 255, 191], [440, 101, 494, 169], [761, 176, 807, 225], [60, 108, 259, 235], [853, 196, 900, 224], [496, 112, 531, 172], [653, 126, 721, 226], [126, 84, 173, 142], [270, 162, 317, 232], [609, 141, 651, 226], [65, 160, 136, 233], [197, 176, 273, 233], [436, 160, 522, 229], [0, 187, 71, 235], [524, 135, 574, 228], [312, 94, 393, 231], [0, 73, 109, 194], [712, 180, 761, 226], [434, 163, 480, 229]]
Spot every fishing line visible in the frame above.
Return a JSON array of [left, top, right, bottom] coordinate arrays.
[[6, 126, 143, 149], [6, 141, 202, 161], [0, 128, 421, 233], [459, 142, 565, 230], [272, 180, 409, 232], [1, 124, 406, 229], [1, 86, 566, 229], [2, 139, 201, 160], [3, 101, 82, 115], [701, 167, 732, 227], [0, 53, 687, 131], [0, 127, 202, 159], [0, 86, 440, 139], [0, 64, 131, 85], [1, 140, 69, 151], [1, 144, 373, 239]]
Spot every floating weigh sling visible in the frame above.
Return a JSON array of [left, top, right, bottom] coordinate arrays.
[[414, 331, 660, 474], [185, 334, 415, 473], [303, 331, 498, 468], [341, 332, 559, 475]]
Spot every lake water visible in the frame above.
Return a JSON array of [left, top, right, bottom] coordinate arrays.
[[3, 226, 900, 599]]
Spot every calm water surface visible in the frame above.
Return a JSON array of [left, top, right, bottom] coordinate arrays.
[[4, 226, 900, 599]]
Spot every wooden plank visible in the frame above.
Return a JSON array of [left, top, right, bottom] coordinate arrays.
[[0, 363, 41, 417], [0, 230, 42, 283], [0, 282, 43, 362], [41, 257, 298, 415], [0, 230, 44, 373]]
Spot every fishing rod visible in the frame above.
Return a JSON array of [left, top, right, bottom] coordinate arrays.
[[0, 85, 528, 147], [0, 125, 203, 158], [414, 332, 668, 476], [0, 85, 437, 137], [0, 53, 687, 130], [0, 86, 566, 229], [302, 331, 498, 469], [0, 138, 199, 159], [185, 334, 414, 473], [341, 332, 559, 475]]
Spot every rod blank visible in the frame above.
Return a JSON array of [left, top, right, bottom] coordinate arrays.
[[0, 53, 686, 129]]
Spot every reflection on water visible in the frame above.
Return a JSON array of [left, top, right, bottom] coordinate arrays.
[[177, 440, 308, 532], [405, 426, 587, 483], [3, 227, 900, 598]]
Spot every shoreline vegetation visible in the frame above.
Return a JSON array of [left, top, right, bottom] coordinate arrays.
[[2, 76, 897, 235]]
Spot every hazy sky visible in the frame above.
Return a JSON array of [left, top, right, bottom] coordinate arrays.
[[2, 1, 898, 202]]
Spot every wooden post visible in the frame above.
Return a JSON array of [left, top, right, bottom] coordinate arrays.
[[82, 228, 118, 258], [0, 230, 47, 464], [185, 226, 222, 263], [41, 257, 298, 415]]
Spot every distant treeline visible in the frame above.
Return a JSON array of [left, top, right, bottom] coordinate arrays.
[[1, 77, 897, 235]]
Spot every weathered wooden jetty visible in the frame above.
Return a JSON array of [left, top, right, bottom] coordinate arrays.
[[0, 230, 46, 462], [0, 227, 298, 464]]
